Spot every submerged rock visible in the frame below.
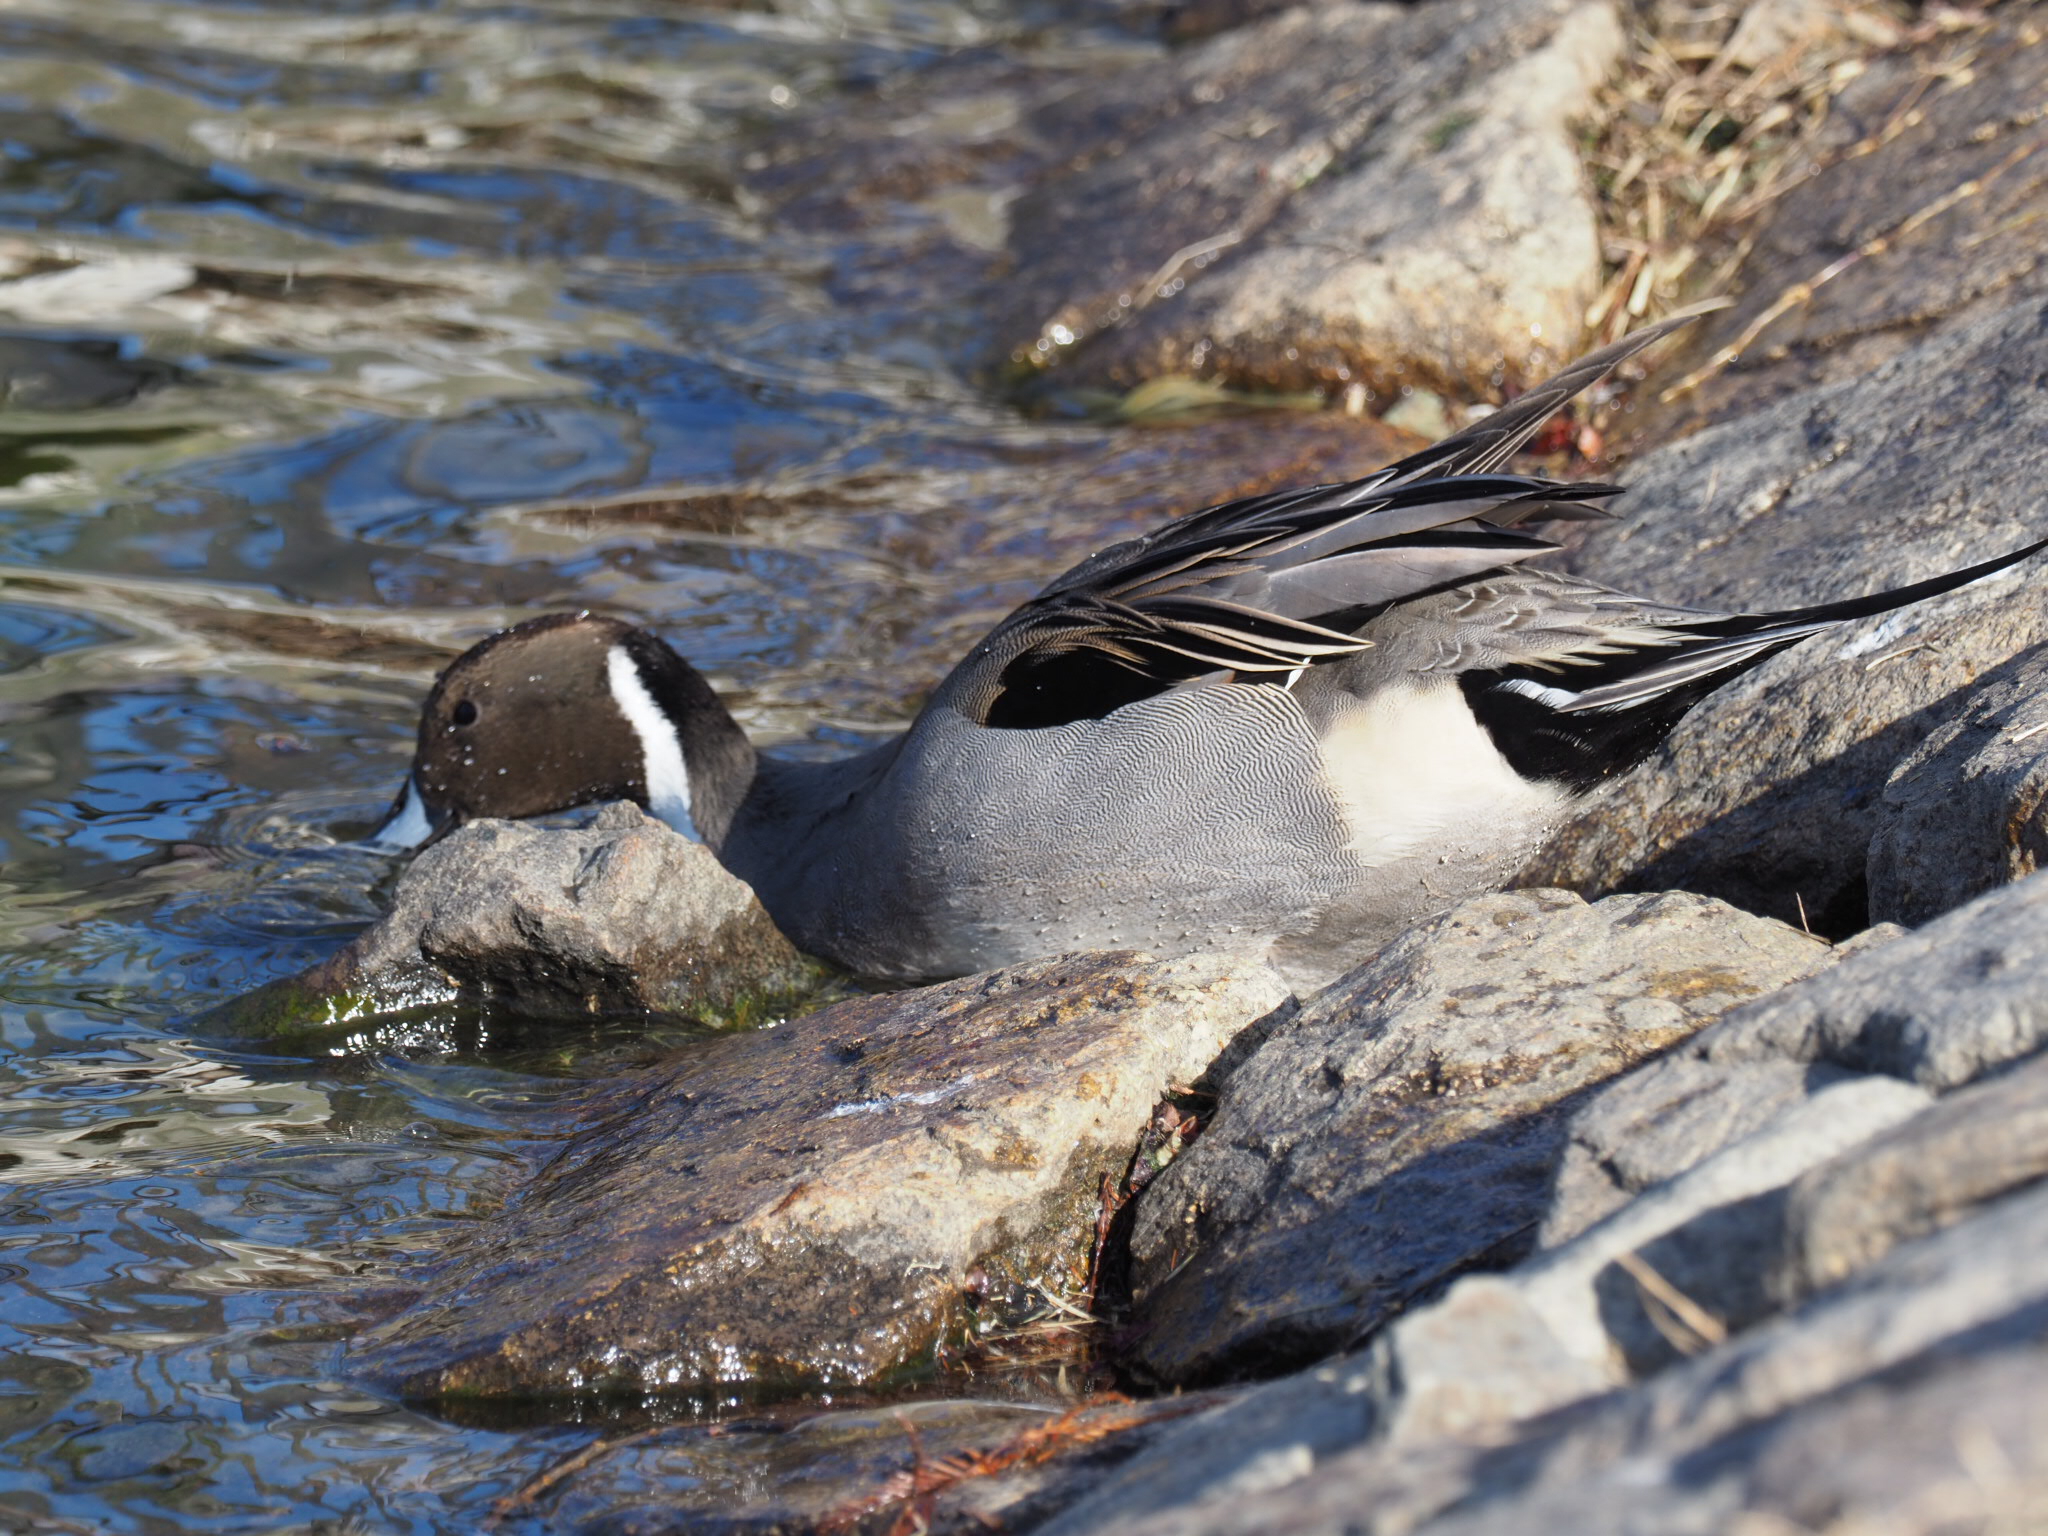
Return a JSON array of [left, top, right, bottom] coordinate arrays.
[[1123, 887, 1830, 1386], [349, 950, 1289, 1404], [210, 803, 816, 1036], [493, 1395, 1217, 1536]]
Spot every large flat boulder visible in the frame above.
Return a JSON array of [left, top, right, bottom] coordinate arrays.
[[348, 950, 1289, 1403], [991, 0, 1621, 399]]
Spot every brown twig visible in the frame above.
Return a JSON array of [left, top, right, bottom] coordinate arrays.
[[1658, 134, 2041, 402], [481, 1425, 680, 1529], [1577, 0, 1999, 361], [1615, 1249, 1728, 1355], [819, 1396, 1205, 1536], [1085, 1168, 1125, 1311]]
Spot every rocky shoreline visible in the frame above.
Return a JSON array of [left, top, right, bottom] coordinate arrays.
[[227, 2, 2048, 1531]]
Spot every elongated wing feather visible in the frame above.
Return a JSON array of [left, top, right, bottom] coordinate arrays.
[[952, 310, 1720, 730], [1374, 298, 1729, 487]]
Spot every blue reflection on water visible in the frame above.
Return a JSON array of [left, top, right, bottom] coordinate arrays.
[[0, 0, 1093, 1526]]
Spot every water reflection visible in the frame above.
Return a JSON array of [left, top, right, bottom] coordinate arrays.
[[0, 0, 1259, 1529]]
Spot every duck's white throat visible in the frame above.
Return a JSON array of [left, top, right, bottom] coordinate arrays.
[[368, 774, 437, 851], [606, 644, 700, 841]]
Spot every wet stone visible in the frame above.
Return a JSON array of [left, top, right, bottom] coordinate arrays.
[[508, 1396, 1213, 1536], [348, 950, 1289, 1404], [208, 803, 816, 1034], [1524, 295, 2048, 936], [1122, 888, 1830, 1387]]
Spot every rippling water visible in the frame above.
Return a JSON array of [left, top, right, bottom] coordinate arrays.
[[0, 1, 1379, 1527]]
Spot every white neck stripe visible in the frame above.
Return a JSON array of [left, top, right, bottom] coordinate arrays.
[[367, 774, 437, 851], [606, 645, 700, 841]]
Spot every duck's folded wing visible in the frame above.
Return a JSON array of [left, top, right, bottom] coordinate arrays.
[[950, 310, 1723, 731], [958, 474, 1618, 729]]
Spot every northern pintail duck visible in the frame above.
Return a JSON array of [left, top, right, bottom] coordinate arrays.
[[373, 313, 2044, 985]]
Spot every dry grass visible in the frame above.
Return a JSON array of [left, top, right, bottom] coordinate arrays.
[[1577, 0, 1994, 347]]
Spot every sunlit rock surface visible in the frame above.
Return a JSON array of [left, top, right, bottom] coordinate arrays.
[[211, 803, 814, 1033], [1122, 888, 1831, 1387], [1023, 878, 2048, 1536], [1869, 647, 2048, 926], [349, 950, 1289, 1402], [990, 0, 1621, 399]]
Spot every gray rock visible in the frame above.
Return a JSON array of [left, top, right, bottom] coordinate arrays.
[[1542, 872, 2048, 1259], [994, 0, 1620, 399], [1410, 1049, 2048, 1393], [1024, 886, 2048, 1532], [1635, 6, 2048, 441], [348, 950, 1290, 1401], [1524, 296, 2048, 934], [1672, 869, 2048, 1091], [1539, 1055, 1852, 1247], [1037, 1061, 1967, 1536], [1030, 1360, 1381, 1536], [1407, 1179, 2048, 1536], [1044, 1178, 2048, 1536], [1123, 888, 1830, 1385], [1521, 1072, 1930, 1382], [209, 803, 816, 1035], [1868, 645, 2048, 925], [1781, 1046, 2048, 1299]]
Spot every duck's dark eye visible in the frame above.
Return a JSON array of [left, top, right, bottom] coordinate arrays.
[[451, 699, 479, 727]]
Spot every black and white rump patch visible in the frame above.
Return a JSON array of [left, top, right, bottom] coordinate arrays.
[[1461, 538, 2048, 792]]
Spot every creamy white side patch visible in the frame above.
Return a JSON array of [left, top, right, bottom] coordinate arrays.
[[1319, 682, 1570, 868], [606, 644, 700, 841], [366, 776, 437, 851]]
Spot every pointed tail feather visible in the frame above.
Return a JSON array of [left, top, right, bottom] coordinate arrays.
[[1464, 535, 2047, 793], [1559, 536, 2048, 715]]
